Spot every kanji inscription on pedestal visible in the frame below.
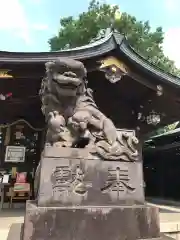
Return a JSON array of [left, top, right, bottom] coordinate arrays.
[[101, 166, 135, 199], [52, 166, 71, 193], [38, 148, 144, 206], [52, 165, 88, 196]]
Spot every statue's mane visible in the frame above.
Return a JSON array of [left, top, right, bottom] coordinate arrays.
[[39, 59, 89, 120]]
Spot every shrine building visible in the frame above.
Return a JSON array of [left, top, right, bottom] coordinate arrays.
[[144, 126, 180, 200], [0, 31, 180, 200]]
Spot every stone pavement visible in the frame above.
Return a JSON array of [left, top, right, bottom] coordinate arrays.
[[0, 208, 24, 240], [147, 198, 180, 239]]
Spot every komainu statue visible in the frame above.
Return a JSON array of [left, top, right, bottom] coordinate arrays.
[[39, 58, 139, 161]]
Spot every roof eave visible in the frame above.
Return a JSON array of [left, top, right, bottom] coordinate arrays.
[[119, 39, 180, 87], [0, 32, 119, 63]]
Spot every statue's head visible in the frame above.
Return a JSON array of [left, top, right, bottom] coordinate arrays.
[[45, 58, 87, 97]]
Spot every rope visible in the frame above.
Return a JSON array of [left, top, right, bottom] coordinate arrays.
[[0, 119, 44, 132]]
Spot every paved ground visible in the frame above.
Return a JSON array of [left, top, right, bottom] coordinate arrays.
[[0, 208, 24, 240], [148, 199, 180, 237], [1, 200, 180, 240], [148, 198, 180, 222]]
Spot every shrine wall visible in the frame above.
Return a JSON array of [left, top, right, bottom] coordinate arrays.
[[0, 119, 44, 179]]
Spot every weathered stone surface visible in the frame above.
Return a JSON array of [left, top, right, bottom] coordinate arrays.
[[7, 224, 174, 240], [38, 147, 144, 206], [22, 201, 160, 240]]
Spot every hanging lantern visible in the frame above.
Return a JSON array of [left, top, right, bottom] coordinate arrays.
[[157, 85, 163, 96], [137, 110, 161, 126], [146, 111, 161, 125]]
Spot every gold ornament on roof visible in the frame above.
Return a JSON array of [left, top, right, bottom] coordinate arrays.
[[0, 69, 13, 78]]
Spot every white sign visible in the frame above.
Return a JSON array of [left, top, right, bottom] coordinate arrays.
[[2, 174, 9, 183], [5, 146, 26, 162]]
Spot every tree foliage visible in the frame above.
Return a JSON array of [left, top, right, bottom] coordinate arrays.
[[49, 0, 180, 76]]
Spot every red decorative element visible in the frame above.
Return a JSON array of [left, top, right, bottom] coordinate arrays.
[[0, 92, 12, 100], [16, 172, 27, 183], [5, 92, 12, 98]]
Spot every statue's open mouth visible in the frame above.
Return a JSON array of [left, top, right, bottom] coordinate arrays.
[[56, 83, 78, 89], [52, 71, 82, 90]]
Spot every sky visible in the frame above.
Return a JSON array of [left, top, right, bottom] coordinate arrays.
[[1, 0, 180, 67]]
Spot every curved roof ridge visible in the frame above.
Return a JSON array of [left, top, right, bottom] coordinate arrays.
[[54, 31, 114, 52], [0, 32, 114, 55], [0, 30, 179, 89], [120, 38, 180, 85]]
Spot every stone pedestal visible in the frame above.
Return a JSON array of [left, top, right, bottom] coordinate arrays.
[[38, 147, 144, 206], [8, 147, 165, 240], [23, 201, 160, 240]]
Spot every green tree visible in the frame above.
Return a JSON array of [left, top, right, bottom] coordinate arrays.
[[49, 0, 180, 76]]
